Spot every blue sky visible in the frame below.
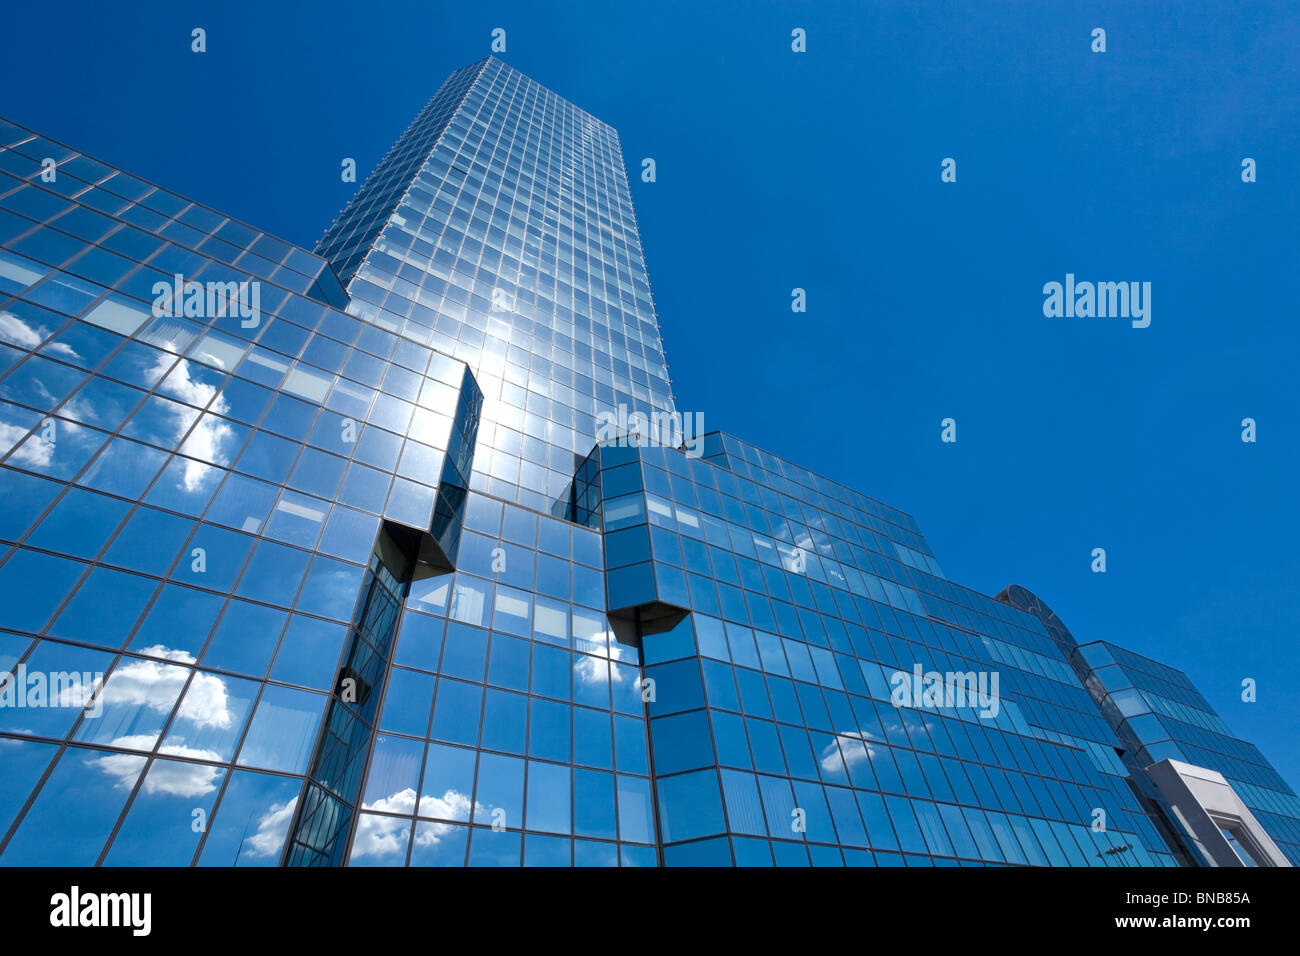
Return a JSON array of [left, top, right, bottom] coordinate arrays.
[[3, 0, 1297, 790]]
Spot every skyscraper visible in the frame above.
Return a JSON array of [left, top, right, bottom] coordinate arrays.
[[0, 58, 1293, 867], [316, 58, 674, 515]]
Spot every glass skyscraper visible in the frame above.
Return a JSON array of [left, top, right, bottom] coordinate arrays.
[[315, 57, 674, 515], [0, 57, 1294, 867]]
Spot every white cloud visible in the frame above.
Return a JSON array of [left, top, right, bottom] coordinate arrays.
[[94, 657, 190, 713], [172, 670, 236, 730], [0, 311, 46, 348], [416, 787, 478, 824], [351, 787, 482, 860], [139, 750, 224, 798], [4, 423, 53, 467], [573, 654, 606, 685], [242, 797, 297, 859], [351, 792, 417, 860], [93, 742, 150, 789]]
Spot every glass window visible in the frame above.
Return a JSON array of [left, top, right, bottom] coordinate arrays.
[[0, 738, 59, 840], [491, 584, 532, 637], [189, 330, 248, 372], [361, 733, 425, 811], [289, 446, 347, 500], [236, 430, 299, 484], [393, 610, 444, 673], [607, 660, 640, 715], [103, 341, 176, 391], [533, 597, 570, 647], [27, 486, 129, 559], [349, 813, 412, 866], [569, 705, 611, 770], [473, 752, 524, 830], [122, 394, 200, 448], [337, 462, 391, 514], [467, 826, 520, 867], [656, 768, 725, 843], [701, 660, 740, 712], [78, 436, 166, 498], [48, 565, 157, 648], [143, 455, 223, 516], [418, 742, 476, 821], [735, 668, 773, 718], [161, 671, 259, 762], [8, 415, 105, 481], [0, 548, 86, 633], [0, 468, 61, 541], [524, 833, 571, 867], [758, 775, 799, 840], [82, 293, 150, 336], [209, 376, 272, 425], [663, 835, 731, 866], [883, 795, 927, 855], [409, 821, 468, 866], [448, 576, 490, 627], [104, 759, 227, 865], [234, 539, 311, 607], [201, 600, 287, 678], [294, 555, 364, 621], [790, 780, 836, 844], [485, 632, 529, 691], [573, 654, 609, 710], [711, 710, 752, 769], [265, 489, 329, 550], [745, 718, 786, 776], [270, 615, 346, 690], [236, 685, 325, 774], [572, 768, 616, 841], [440, 621, 488, 682], [127, 583, 221, 659], [74, 654, 189, 749], [319, 505, 379, 563], [531, 644, 571, 701], [825, 786, 869, 848], [379, 667, 436, 737], [170, 523, 254, 592], [429, 677, 481, 746], [651, 711, 715, 775], [528, 697, 571, 763], [613, 714, 649, 775], [645, 658, 705, 716], [0, 745, 143, 865], [199, 769, 301, 866], [616, 774, 654, 844], [480, 687, 527, 755], [0, 249, 50, 294], [525, 759, 571, 835], [720, 769, 767, 836], [206, 472, 279, 534]]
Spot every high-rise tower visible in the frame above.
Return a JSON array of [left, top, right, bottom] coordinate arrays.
[[317, 58, 674, 516]]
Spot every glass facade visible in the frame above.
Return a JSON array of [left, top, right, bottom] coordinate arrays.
[[0, 57, 1293, 867], [589, 436, 1177, 867], [317, 57, 674, 515], [0, 113, 486, 866], [1072, 640, 1300, 865]]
